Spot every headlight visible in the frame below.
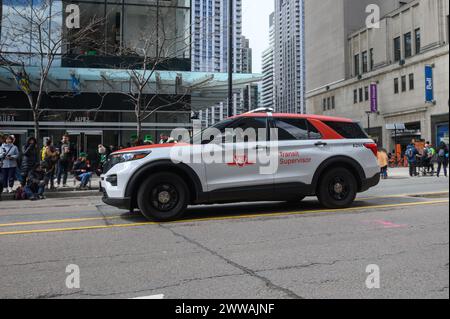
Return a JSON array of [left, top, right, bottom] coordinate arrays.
[[104, 151, 151, 173]]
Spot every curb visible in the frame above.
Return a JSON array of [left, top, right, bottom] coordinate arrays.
[[1, 189, 101, 201]]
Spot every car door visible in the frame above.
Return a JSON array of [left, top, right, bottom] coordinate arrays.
[[202, 116, 274, 193], [271, 117, 331, 187]]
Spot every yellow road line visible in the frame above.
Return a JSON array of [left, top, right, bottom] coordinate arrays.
[[0, 216, 123, 228], [0, 199, 447, 237], [357, 191, 449, 201]]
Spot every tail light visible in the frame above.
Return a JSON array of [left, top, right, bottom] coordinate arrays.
[[364, 143, 378, 157]]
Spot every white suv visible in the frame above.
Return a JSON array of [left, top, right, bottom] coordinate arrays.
[[101, 111, 380, 221]]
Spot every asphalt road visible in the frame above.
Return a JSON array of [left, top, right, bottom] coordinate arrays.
[[0, 176, 448, 299]]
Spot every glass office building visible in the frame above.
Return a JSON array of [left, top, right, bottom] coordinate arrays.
[[0, 0, 261, 161]]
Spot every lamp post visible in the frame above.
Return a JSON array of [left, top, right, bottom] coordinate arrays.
[[227, 0, 234, 117], [365, 111, 372, 137]]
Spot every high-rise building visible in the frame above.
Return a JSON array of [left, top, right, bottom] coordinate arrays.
[[192, 0, 242, 73], [261, 12, 275, 107], [241, 36, 252, 73], [305, 0, 408, 92], [305, 0, 449, 151], [274, 0, 306, 114]]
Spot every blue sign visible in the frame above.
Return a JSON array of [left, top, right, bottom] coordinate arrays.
[[425, 65, 434, 102]]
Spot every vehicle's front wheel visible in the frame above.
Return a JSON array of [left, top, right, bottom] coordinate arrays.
[[317, 168, 357, 209], [137, 172, 189, 221]]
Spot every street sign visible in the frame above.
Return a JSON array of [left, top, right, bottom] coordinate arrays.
[[386, 123, 405, 130]]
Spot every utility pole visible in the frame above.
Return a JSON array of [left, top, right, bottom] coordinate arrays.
[[366, 111, 372, 137], [227, 0, 234, 117]]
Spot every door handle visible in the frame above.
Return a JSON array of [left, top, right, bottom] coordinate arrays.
[[255, 145, 268, 150], [314, 142, 328, 147]]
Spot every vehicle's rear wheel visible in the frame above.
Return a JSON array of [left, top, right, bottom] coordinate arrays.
[[317, 168, 357, 209], [137, 172, 189, 221]]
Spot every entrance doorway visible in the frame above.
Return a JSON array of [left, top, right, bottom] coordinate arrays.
[[67, 131, 102, 166]]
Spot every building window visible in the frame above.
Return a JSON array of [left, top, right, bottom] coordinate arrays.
[[322, 99, 327, 111], [331, 96, 335, 109], [394, 37, 401, 62], [359, 88, 363, 102], [369, 48, 374, 70], [401, 75, 407, 92], [364, 86, 369, 101], [354, 90, 358, 104], [409, 73, 415, 90], [394, 78, 399, 94], [415, 28, 421, 54], [354, 54, 360, 76], [404, 32, 412, 58], [362, 51, 368, 73]]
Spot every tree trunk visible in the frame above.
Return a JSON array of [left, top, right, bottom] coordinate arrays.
[[137, 119, 142, 143], [32, 110, 40, 146]]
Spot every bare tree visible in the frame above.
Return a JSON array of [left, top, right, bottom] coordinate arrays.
[[96, 5, 218, 141], [0, 0, 102, 142]]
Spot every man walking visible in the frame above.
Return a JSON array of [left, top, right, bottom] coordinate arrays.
[[436, 141, 449, 178]]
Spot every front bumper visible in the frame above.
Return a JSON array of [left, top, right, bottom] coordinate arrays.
[[360, 173, 381, 192], [101, 190, 132, 210]]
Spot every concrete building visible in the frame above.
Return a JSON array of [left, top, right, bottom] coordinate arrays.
[[306, 0, 449, 151], [191, 0, 242, 73], [241, 36, 253, 73], [261, 12, 275, 108], [274, 0, 306, 114]]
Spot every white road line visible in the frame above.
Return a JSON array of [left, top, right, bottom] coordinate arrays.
[[132, 294, 164, 299]]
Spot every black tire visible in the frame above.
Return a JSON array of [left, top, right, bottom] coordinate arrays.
[[137, 172, 189, 221], [317, 167, 357, 209]]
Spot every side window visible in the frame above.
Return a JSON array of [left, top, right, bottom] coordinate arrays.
[[229, 117, 267, 143], [323, 121, 368, 139], [273, 118, 322, 141]]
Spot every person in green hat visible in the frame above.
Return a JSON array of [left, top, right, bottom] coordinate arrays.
[[72, 152, 92, 189], [143, 135, 154, 145]]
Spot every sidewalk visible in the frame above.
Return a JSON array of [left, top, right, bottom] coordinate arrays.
[[1, 176, 101, 201]]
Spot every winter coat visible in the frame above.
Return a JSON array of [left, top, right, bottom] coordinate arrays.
[[0, 143, 20, 168], [21, 143, 39, 173]]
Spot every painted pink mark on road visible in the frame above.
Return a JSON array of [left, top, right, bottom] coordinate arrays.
[[372, 220, 408, 229]]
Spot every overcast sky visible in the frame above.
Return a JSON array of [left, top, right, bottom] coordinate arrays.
[[242, 0, 274, 73]]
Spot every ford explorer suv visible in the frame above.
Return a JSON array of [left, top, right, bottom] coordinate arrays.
[[101, 109, 380, 221]]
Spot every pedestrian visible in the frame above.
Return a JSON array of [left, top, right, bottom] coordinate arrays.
[[24, 162, 46, 200], [405, 139, 419, 177], [0, 135, 5, 197], [73, 152, 92, 189], [96, 144, 108, 176], [377, 148, 389, 179], [0, 135, 20, 193], [436, 141, 449, 178], [143, 135, 154, 145], [57, 134, 74, 188], [43, 138, 60, 190], [20, 137, 39, 186]]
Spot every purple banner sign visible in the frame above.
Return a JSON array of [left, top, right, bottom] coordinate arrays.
[[370, 83, 378, 113]]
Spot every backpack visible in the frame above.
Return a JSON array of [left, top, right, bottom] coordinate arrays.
[[438, 148, 446, 157], [14, 187, 27, 200], [405, 147, 414, 159]]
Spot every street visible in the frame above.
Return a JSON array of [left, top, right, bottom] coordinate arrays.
[[0, 174, 448, 299]]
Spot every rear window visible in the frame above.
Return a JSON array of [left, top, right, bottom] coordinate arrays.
[[323, 121, 368, 139]]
